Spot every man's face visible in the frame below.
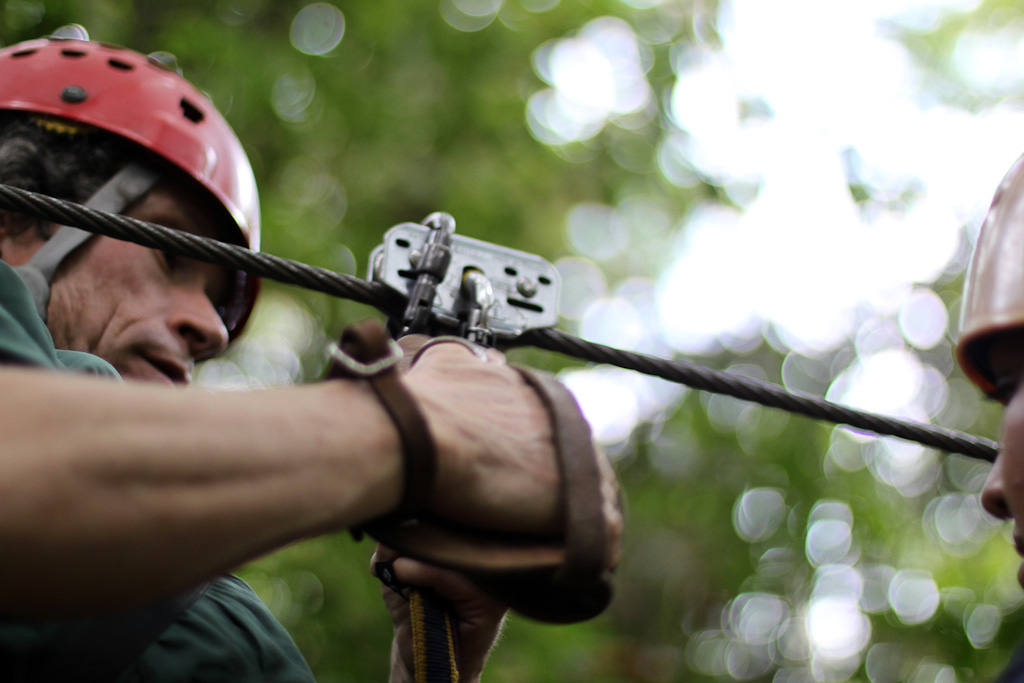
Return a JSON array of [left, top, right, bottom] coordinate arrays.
[[44, 179, 231, 385], [981, 333, 1024, 587]]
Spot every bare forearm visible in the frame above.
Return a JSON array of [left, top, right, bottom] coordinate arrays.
[[0, 367, 403, 616]]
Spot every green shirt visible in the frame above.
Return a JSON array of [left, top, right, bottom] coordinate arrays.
[[0, 261, 315, 682], [0, 259, 119, 376]]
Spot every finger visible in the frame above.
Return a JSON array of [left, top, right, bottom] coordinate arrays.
[[370, 544, 399, 572], [372, 546, 471, 596], [387, 557, 483, 600]]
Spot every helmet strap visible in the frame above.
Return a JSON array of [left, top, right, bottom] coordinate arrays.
[[14, 162, 160, 320]]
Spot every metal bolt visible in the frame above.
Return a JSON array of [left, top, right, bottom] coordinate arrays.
[[423, 211, 456, 233], [408, 249, 422, 268], [61, 85, 88, 103], [516, 277, 537, 298]]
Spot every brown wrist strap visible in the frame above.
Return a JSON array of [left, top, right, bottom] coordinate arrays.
[[326, 319, 437, 520]]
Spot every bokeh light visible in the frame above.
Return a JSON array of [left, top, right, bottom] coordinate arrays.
[[272, 69, 317, 123], [898, 288, 949, 350], [965, 603, 1001, 648], [733, 488, 787, 543], [925, 492, 999, 555], [806, 595, 871, 661], [290, 3, 345, 56], [527, 17, 650, 145], [859, 565, 896, 614], [865, 643, 904, 683], [566, 203, 628, 262], [555, 256, 607, 320], [730, 593, 789, 646], [559, 366, 641, 445], [888, 570, 940, 625], [441, 0, 504, 32]]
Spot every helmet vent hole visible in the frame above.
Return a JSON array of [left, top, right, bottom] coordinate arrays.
[[180, 98, 204, 123], [60, 49, 87, 58], [11, 49, 37, 58], [108, 58, 134, 71]]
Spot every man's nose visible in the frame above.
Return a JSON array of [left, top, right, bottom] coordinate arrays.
[[981, 455, 1012, 520], [169, 288, 230, 361]]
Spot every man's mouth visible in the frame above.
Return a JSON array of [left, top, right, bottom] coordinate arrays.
[[144, 355, 190, 384]]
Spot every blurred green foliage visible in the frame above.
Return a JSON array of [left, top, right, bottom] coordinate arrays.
[[3, 1, 1022, 681]]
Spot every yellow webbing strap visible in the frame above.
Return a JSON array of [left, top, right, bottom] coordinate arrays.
[[410, 588, 459, 683]]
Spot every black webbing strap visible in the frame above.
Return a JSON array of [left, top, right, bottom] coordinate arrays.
[[410, 589, 459, 683], [31, 583, 208, 683], [377, 561, 459, 683]]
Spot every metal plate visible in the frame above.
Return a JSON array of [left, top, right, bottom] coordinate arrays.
[[370, 222, 561, 338]]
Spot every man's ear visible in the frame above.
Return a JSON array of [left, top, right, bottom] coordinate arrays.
[[0, 213, 48, 265]]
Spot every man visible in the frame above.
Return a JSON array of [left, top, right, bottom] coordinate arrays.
[[958, 153, 1024, 681], [0, 31, 620, 682]]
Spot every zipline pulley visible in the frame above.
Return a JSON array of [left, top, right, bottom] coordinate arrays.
[[371, 213, 561, 344]]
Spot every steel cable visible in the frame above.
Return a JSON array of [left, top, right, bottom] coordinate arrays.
[[0, 182, 1001, 462], [520, 328, 999, 461], [0, 183, 407, 316]]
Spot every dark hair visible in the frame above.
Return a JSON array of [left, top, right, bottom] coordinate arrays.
[[0, 112, 138, 238]]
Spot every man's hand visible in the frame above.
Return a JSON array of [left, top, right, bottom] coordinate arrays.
[[373, 545, 507, 683], [398, 336, 564, 534]]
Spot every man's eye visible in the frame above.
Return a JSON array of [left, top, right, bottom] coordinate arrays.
[[160, 250, 193, 275]]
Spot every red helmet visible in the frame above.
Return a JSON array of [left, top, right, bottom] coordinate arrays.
[[0, 33, 260, 337], [958, 152, 1024, 397]]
